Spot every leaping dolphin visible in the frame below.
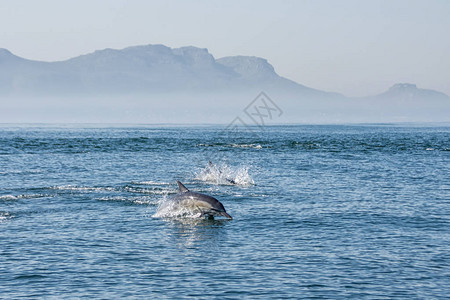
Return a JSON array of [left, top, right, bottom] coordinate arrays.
[[168, 181, 232, 219]]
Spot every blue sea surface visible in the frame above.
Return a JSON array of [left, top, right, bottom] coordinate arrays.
[[0, 124, 449, 299]]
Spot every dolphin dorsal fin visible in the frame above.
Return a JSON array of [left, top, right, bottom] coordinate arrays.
[[177, 181, 189, 193]]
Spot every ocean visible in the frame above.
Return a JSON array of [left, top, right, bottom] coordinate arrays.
[[1, 124, 449, 299]]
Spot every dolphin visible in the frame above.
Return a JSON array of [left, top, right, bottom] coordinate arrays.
[[168, 181, 232, 219]]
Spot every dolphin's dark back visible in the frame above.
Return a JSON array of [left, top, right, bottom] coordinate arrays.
[[172, 191, 225, 211], [190, 191, 226, 211]]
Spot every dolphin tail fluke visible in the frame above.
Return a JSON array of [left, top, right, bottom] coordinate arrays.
[[176, 181, 189, 193]]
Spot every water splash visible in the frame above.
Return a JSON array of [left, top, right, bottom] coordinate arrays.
[[153, 196, 202, 219], [195, 162, 255, 186]]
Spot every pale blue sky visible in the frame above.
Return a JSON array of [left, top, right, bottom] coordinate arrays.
[[1, 0, 449, 96]]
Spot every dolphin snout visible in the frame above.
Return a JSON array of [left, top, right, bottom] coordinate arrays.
[[221, 212, 233, 219]]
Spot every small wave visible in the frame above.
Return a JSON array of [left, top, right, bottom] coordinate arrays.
[[197, 143, 223, 147], [13, 274, 46, 280], [0, 211, 13, 222], [97, 196, 159, 205], [49, 184, 179, 197], [286, 141, 321, 149], [0, 169, 44, 175], [229, 143, 263, 149], [197, 143, 264, 149], [0, 194, 48, 201], [130, 181, 171, 185], [50, 185, 116, 192], [123, 186, 176, 195], [195, 162, 255, 186]]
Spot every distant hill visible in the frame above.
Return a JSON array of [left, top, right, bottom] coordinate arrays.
[[369, 83, 449, 103]]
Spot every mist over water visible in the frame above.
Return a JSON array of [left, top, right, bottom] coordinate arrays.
[[0, 124, 449, 298], [2, 91, 450, 124]]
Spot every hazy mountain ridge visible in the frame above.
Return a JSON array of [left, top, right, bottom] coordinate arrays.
[[0, 44, 341, 97], [1, 45, 449, 100], [1, 44, 449, 123]]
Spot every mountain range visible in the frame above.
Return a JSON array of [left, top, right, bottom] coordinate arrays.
[[0, 45, 329, 97], [1, 44, 449, 123]]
